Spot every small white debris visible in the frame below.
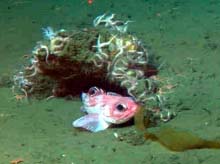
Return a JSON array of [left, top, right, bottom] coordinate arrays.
[[61, 154, 66, 157], [113, 132, 119, 138]]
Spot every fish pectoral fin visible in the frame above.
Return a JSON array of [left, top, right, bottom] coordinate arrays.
[[72, 114, 110, 132]]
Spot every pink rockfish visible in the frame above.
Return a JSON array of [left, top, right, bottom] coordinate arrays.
[[73, 86, 139, 132]]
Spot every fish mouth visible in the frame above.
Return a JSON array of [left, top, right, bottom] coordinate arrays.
[[80, 92, 87, 101], [81, 93, 90, 104], [80, 92, 96, 112]]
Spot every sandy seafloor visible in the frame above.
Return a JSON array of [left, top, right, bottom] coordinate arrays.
[[0, 0, 220, 163]]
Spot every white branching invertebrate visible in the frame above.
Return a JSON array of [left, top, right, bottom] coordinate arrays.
[[93, 13, 132, 33], [25, 56, 41, 77], [42, 26, 56, 40], [13, 71, 33, 96], [50, 36, 70, 56]]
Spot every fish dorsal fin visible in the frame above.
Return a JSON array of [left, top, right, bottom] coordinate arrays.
[[106, 92, 122, 96], [107, 92, 136, 102], [72, 114, 111, 132]]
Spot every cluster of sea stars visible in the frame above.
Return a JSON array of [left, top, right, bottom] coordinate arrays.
[[12, 27, 67, 98]]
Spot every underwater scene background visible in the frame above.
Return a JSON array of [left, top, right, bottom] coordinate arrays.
[[0, 0, 220, 163]]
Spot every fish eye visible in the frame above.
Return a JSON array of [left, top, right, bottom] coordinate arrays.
[[88, 86, 99, 96], [115, 103, 127, 112]]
